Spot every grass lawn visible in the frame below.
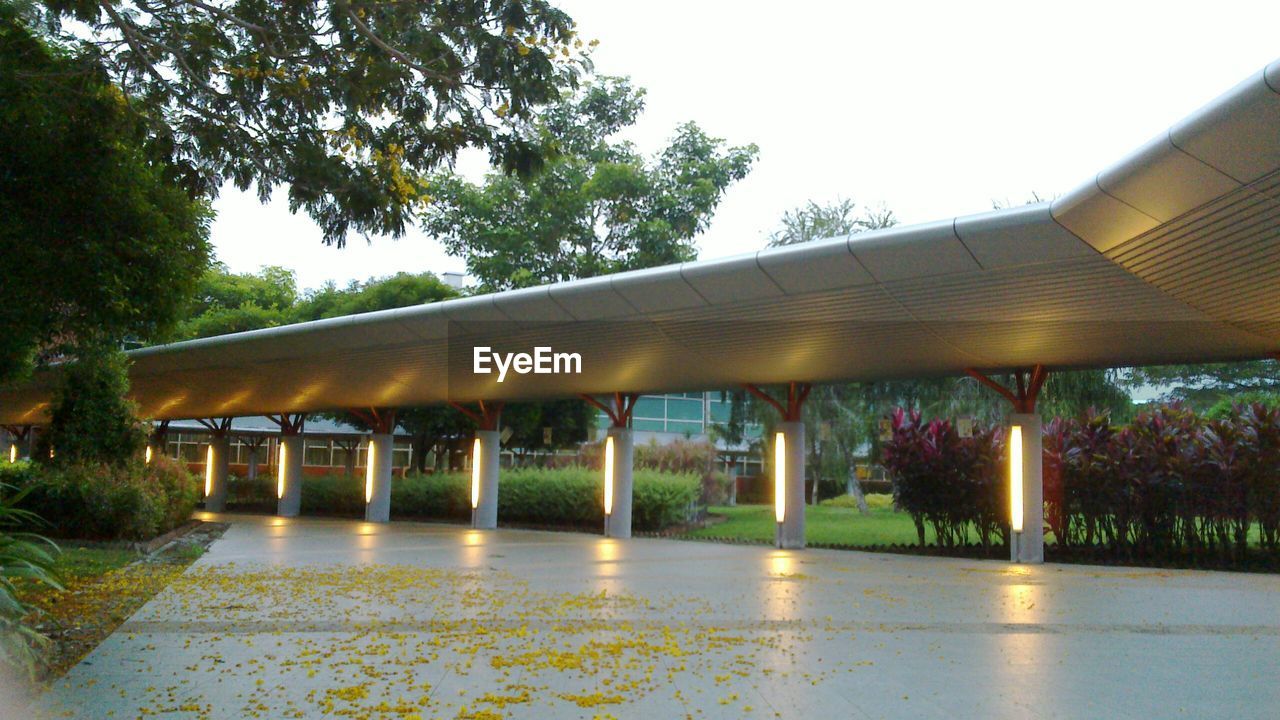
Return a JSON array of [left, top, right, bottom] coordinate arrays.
[[15, 542, 210, 680], [686, 504, 935, 547]]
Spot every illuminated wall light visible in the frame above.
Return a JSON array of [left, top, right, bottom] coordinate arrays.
[[364, 439, 376, 504], [603, 435, 615, 516], [8, 443, 16, 464], [470, 438, 482, 509], [774, 431, 786, 523], [277, 443, 287, 499], [204, 444, 214, 497], [1010, 425, 1024, 533], [145, 445, 153, 464]]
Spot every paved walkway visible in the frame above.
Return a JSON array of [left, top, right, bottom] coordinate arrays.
[[35, 513, 1280, 719]]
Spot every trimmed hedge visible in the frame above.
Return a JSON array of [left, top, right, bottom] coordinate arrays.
[[285, 466, 700, 531], [0, 457, 198, 541]]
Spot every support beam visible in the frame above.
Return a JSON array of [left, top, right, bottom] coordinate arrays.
[[3, 424, 31, 463], [604, 426, 635, 538], [470, 429, 500, 529], [204, 434, 230, 512], [267, 414, 306, 518], [774, 421, 806, 549], [276, 434, 304, 517], [966, 366, 1049, 564], [365, 432, 393, 522], [196, 418, 234, 512], [1008, 413, 1044, 563], [451, 402, 503, 530], [146, 420, 169, 465], [583, 393, 640, 538], [348, 408, 397, 523], [743, 382, 811, 549]]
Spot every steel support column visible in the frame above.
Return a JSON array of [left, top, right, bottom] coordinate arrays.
[[744, 382, 812, 549], [364, 432, 393, 522], [966, 366, 1048, 564], [582, 393, 640, 538]]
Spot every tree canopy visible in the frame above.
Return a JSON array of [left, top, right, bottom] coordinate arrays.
[[24, 0, 592, 244], [0, 9, 211, 383], [422, 76, 759, 290], [1125, 361, 1280, 409], [768, 197, 896, 246]]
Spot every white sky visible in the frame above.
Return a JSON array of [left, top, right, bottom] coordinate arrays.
[[210, 0, 1280, 291]]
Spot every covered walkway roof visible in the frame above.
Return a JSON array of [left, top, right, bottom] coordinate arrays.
[[3, 59, 1279, 424]]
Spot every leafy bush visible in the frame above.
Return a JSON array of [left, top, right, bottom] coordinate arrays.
[[891, 402, 1280, 563], [0, 481, 61, 680], [386, 467, 699, 531], [299, 474, 366, 517], [38, 345, 147, 467], [2, 458, 197, 541], [819, 493, 895, 511], [882, 409, 1004, 549]]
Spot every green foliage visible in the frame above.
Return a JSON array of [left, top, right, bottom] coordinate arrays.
[[30, 0, 591, 243], [41, 346, 147, 466], [298, 474, 367, 517], [295, 467, 699, 531], [3, 458, 197, 541], [1206, 391, 1280, 419], [294, 273, 457, 321], [0, 480, 61, 680], [882, 409, 1006, 549], [423, 76, 759, 290], [0, 12, 211, 382], [768, 198, 897, 247], [501, 400, 592, 455], [821, 493, 894, 511], [1126, 360, 1280, 409]]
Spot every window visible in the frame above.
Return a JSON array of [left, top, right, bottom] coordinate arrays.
[[304, 440, 332, 467]]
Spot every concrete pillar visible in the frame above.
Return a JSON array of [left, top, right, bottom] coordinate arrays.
[[604, 427, 634, 538], [277, 434, 304, 517], [246, 443, 260, 481], [471, 429, 500, 529], [775, 421, 806, 549], [364, 433, 393, 522], [204, 435, 230, 512], [1008, 413, 1044, 564]]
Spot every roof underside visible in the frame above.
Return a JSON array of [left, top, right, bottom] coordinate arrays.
[[3, 59, 1279, 424]]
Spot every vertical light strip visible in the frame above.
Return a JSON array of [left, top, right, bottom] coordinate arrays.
[[204, 444, 214, 497], [774, 431, 786, 523], [364, 439, 376, 504], [277, 442, 287, 499], [10, 443, 19, 463], [1010, 425, 1024, 533], [603, 436, 615, 516], [470, 438, 482, 509], [145, 445, 153, 464]]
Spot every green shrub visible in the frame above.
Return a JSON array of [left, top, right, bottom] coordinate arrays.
[[4, 458, 197, 541], [299, 474, 366, 517], [39, 345, 147, 467], [820, 493, 895, 511], [0, 480, 62, 680], [386, 467, 699, 531]]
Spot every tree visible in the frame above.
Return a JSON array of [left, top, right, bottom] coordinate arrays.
[[422, 76, 759, 290], [500, 399, 591, 462], [1126, 361, 1280, 409], [293, 272, 457, 321], [0, 9, 211, 383], [768, 197, 896, 247], [39, 345, 147, 466], [23, 0, 591, 244], [175, 263, 298, 338]]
